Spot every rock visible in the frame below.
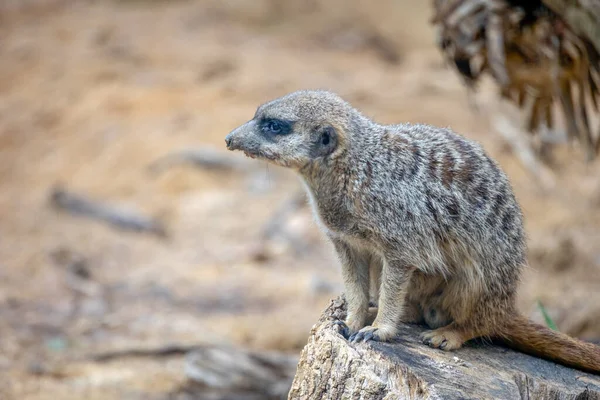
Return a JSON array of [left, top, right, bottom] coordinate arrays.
[[288, 297, 600, 399]]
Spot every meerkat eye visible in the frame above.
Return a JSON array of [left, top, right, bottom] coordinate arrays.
[[260, 118, 292, 135], [321, 132, 330, 146], [267, 120, 282, 133]]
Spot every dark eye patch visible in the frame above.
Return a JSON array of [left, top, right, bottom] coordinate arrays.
[[259, 118, 293, 136]]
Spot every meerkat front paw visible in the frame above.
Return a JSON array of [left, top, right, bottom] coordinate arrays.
[[345, 313, 367, 332], [333, 320, 352, 339], [334, 312, 367, 339], [420, 328, 464, 350], [349, 324, 397, 343]]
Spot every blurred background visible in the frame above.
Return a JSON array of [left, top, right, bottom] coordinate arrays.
[[0, 0, 599, 399]]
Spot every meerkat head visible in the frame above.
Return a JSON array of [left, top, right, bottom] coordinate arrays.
[[225, 90, 353, 170]]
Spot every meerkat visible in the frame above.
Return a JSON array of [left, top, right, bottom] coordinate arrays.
[[225, 90, 600, 374]]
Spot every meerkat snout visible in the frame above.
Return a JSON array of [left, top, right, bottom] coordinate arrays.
[[225, 121, 255, 152]]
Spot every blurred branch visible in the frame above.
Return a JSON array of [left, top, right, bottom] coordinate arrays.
[[182, 345, 298, 399], [493, 114, 556, 189], [50, 186, 168, 237], [251, 191, 309, 262], [88, 344, 298, 400], [261, 191, 307, 241], [89, 344, 201, 362], [367, 33, 402, 64], [148, 147, 253, 174]]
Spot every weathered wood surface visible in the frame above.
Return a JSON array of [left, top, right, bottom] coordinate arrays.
[[289, 297, 600, 400]]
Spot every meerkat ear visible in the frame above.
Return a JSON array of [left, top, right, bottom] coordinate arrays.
[[314, 126, 337, 157]]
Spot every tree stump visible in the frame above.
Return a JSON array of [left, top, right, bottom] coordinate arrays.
[[289, 297, 600, 399]]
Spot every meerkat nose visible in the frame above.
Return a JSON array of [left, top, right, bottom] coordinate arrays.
[[225, 134, 234, 149]]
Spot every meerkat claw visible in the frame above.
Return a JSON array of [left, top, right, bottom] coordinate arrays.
[[421, 329, 462, 350], [333, 320, 351, 339], [423, 337, 448, 349], [349, 327, 380, 343], [362, 331, 375, 342]]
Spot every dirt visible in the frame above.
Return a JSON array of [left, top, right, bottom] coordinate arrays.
[[0, 1, 599, 398]]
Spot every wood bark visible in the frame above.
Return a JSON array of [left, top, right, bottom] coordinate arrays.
[[289, 297, 600, 400]]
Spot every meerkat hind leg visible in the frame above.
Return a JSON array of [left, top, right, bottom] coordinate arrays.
[[402, 299, 424, 325]]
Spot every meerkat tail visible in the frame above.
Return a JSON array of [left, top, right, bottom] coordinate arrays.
[[500, 314, 600, 374]]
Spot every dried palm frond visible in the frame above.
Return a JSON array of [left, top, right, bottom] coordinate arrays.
[[432, 0, 600, 160]]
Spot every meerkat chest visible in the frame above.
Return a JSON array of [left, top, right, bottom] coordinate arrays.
[[303, 184, 373, 246], [309, 197, 350, 235], [303, 184, 353, 234]]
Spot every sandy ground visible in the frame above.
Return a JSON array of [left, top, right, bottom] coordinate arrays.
[[0, 1, 599, 398]]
